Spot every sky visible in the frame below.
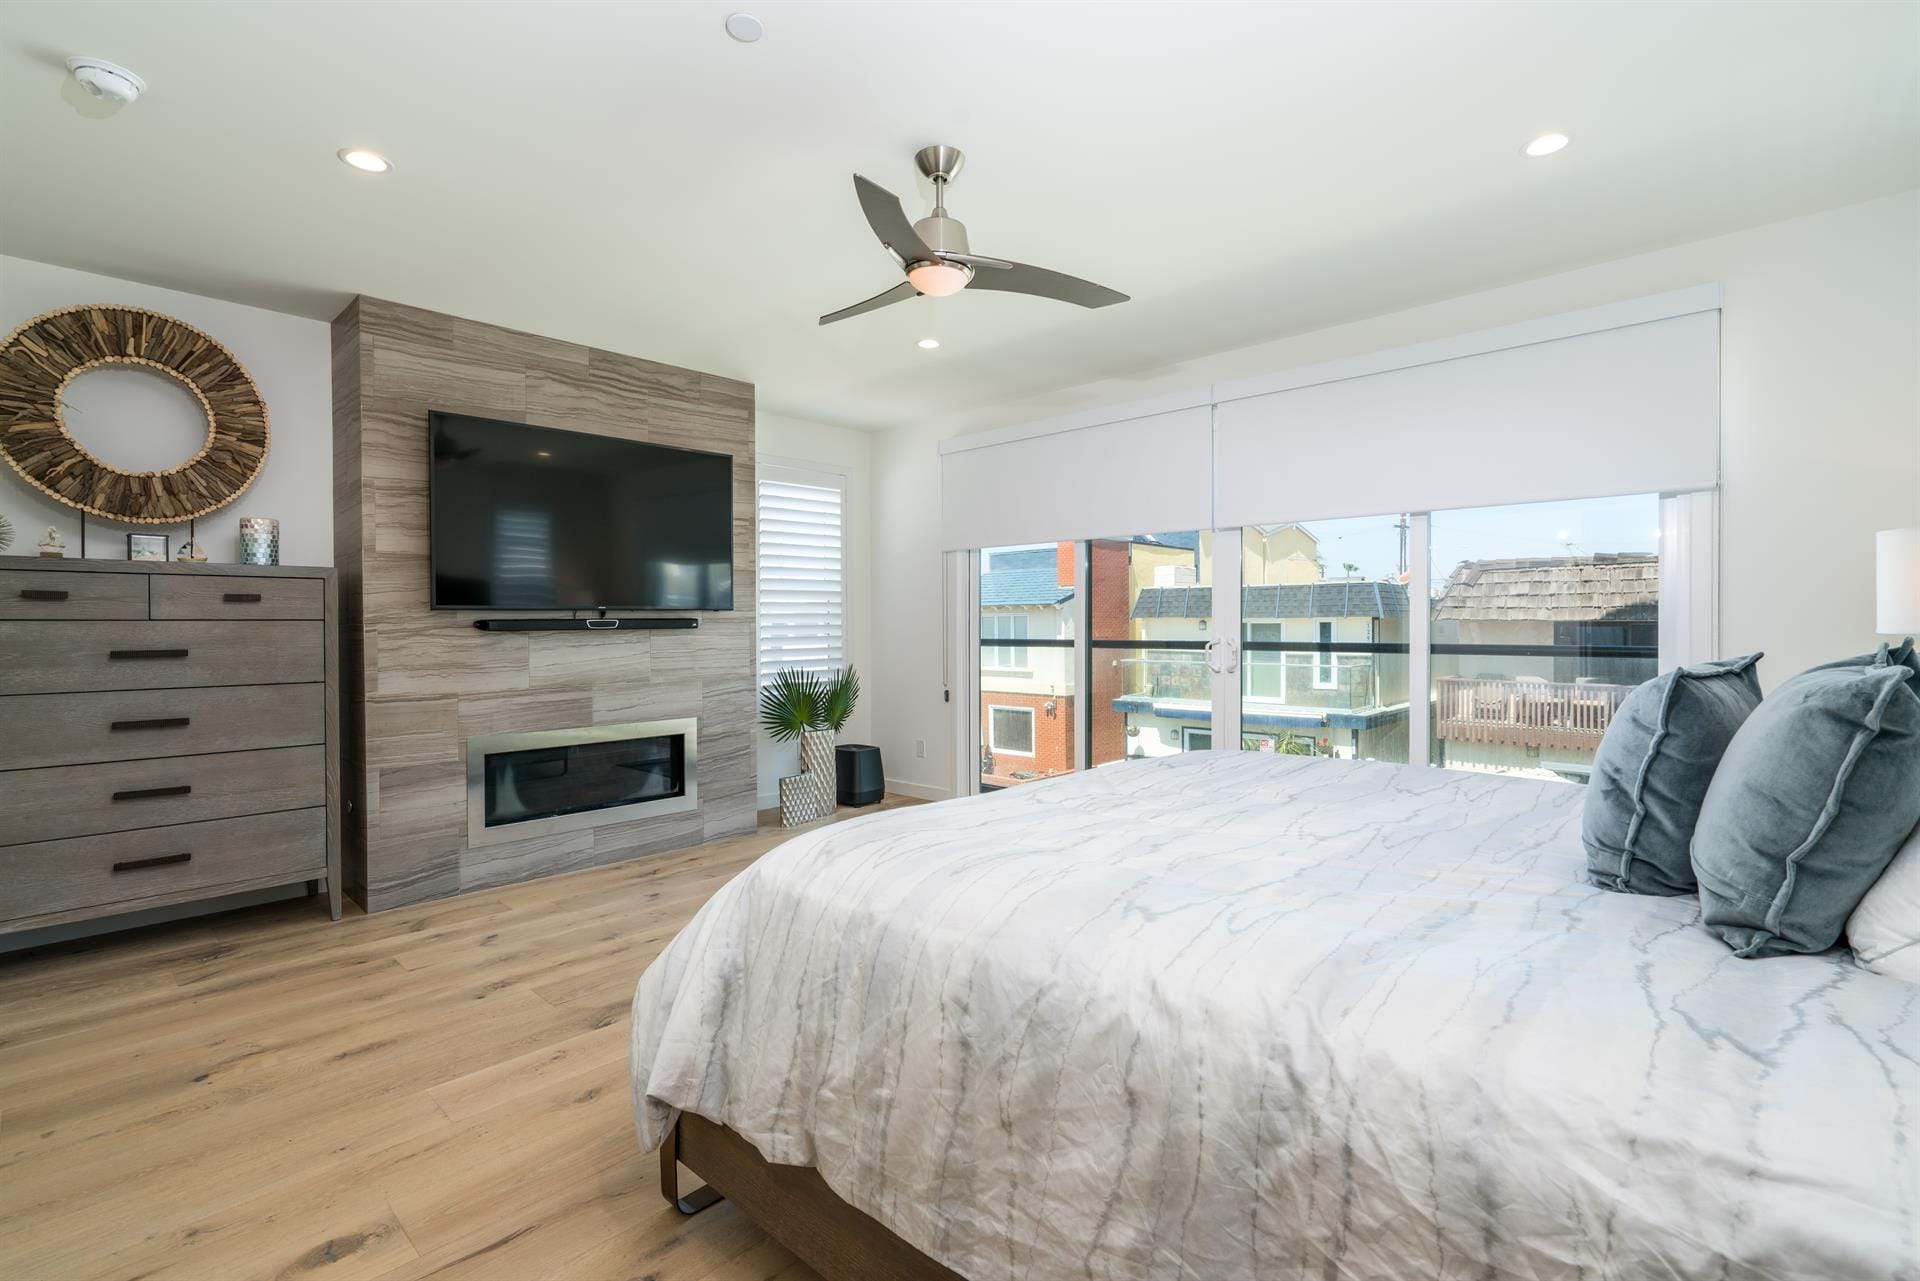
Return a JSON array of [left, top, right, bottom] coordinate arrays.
[[984, 493, 1664, 598]]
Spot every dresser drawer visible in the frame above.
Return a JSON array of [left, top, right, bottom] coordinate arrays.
[[0, 621, 322, 695], [1, 808, 326, 924], [0, 569, 147, 620], [150, 574, 324, 620], [0, 684, 324, 770], [0, 746, 325, 847]]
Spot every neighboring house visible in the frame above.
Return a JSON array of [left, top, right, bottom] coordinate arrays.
[[1123, 578, 1412, 760], [1431, 553, 1659, 778], [979, 547, 1077, 787]]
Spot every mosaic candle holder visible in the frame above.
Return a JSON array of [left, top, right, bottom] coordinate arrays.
[[238, 515, 280, 566]]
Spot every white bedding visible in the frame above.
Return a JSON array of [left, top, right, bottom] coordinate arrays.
[[631, 752, 1920, 1281]]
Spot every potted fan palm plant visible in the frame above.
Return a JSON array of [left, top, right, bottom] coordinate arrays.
[[759, 667, 861, 825]]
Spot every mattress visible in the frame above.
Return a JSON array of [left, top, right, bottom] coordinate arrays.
[[631, 751, 1920, 1280]]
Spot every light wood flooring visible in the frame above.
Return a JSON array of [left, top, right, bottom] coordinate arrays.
[[0, 800, 917, 1281]]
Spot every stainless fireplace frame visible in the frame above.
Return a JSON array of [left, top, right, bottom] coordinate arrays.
[[465, 718, 698, 848]]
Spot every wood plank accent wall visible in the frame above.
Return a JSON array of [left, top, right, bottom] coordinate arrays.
[[331, 297, 756, 911]]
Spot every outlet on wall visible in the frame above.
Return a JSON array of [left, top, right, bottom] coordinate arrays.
[[914, 739, 926, 758]]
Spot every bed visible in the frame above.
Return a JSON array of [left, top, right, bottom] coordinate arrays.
[[630, 751, 1920, 1281]]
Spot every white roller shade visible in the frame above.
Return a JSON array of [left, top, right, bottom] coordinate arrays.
[[939, 405, 1212, 550], [1212, 308, 1718, 527], [757, 470, 845, 682]]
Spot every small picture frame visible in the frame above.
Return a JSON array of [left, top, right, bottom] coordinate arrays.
[[127, 532, 169, 562]]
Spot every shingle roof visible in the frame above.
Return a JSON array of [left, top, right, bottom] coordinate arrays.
[[1432, 553, 1658, 623], [985, 547, 1057, 573], [980, 568, 1074, 607], [1131, 581, 1411, 620]]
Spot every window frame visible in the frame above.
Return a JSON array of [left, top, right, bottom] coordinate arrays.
[[987, 704, 1037, 756], [1181, 726, 1214, 751]]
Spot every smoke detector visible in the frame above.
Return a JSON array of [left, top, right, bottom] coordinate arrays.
[[67, 57, 146, 106]]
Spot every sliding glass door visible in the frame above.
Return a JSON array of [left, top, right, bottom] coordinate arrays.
[[1237, 515, 1412, 762], [1428, 494, 1661, 783], [977, 544, 1076, 791], [965, 492, 1701, 793], [1086, 532, 1213, 767]]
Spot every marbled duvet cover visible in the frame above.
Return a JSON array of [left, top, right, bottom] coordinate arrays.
[[631, 751, 1919, 1280]]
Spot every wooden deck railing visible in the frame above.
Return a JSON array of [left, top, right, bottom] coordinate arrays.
[[1434, 676, 1633, 752]]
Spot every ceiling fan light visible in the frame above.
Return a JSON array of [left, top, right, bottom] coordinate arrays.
[[907, 261, 969, 297]]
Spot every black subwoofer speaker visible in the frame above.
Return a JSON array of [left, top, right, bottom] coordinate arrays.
[[835, 743, 885, 806]]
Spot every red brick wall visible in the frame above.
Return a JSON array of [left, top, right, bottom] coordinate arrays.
[[981, 690, 1075, 786], [1088, 540, 1132, 766]]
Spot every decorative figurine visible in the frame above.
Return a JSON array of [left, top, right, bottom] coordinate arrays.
[[37, 525, 65, 558], [176, 539, 208, 563]]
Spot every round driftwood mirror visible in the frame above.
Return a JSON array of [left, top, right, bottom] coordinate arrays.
[[0, 304, 270, 523]]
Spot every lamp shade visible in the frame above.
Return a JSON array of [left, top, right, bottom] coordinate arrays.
[[1879, 528, 1920, 634]]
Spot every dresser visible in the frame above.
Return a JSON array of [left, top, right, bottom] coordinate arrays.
[[0, 558, 341, 939]]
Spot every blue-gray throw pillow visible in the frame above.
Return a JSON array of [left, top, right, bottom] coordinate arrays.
[[1584, 654, 1764, 896], [1693, 663, 1920, 958], [1805, 637, 1918, 685]]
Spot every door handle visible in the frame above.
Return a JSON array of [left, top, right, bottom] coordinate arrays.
[[1205, 637, 1239, 675]]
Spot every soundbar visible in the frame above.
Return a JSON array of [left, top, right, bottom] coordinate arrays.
[[471, 617, 700, 632]]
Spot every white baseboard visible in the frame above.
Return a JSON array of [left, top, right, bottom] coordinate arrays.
[[885, 777, 952, 802]]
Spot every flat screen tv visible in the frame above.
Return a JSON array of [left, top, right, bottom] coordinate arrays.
[[429, 411, 734, 611]]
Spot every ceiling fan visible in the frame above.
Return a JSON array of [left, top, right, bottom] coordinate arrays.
[[819, 145, 1129, 326]]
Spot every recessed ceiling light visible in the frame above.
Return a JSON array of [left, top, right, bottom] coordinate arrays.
[[1523, 132, 1570, 158], [917, 338, 940, 350], [338, 148, 392, 174], [725, 13, 763, 42], [535, 449, 552, 458]]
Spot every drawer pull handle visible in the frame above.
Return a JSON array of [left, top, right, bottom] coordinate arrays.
[[222, 592, 263, 603], [111, 717, 190, 732], [109, 648, 190, 661], [112, 784, 193, 801], [18, 588, 70, 601], [113, 853, 192, 873]]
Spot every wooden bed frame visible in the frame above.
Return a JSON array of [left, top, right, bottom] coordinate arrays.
[[661, 1111, 967, 1281]]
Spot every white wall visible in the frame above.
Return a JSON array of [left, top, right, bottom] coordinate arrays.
[[0, 255, 333, 566], [870, 191, 1920, 798], [755, 411, 875, 808]]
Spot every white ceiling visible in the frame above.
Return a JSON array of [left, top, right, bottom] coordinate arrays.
[[2, 1, 1915, 432]]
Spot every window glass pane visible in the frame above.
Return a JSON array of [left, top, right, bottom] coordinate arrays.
[[979, 544, 1076, 791], [1429, 494, 1661, 783], [1238, 517, 1413, 762], [1090, 532, 1212, 766]]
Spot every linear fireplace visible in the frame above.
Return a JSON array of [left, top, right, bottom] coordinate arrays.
[[465, 719, 698, 848]]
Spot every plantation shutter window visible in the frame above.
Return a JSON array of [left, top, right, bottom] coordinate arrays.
[[757, 468, 847, 684]]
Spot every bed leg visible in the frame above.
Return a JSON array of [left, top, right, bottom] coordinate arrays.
[[660, 1117, 724, 1215]]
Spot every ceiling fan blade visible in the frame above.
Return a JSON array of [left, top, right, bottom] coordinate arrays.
[[818, 280, 919, 326], [963, 259, 1129, 308], [936, 251, 1013, 270], [853, 174, 935, 265]]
